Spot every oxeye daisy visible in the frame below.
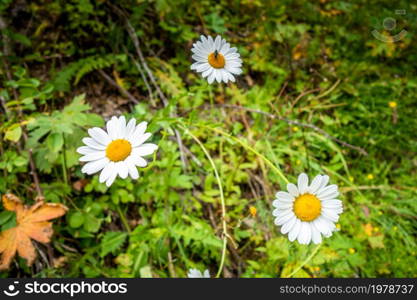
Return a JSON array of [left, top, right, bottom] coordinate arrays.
[[77, 116, 158, 187], [187, 268, 210, 278], [191, 35, 242, 84], [272, 173, 343, 245]]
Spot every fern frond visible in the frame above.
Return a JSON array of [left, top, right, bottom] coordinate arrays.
[[50, 54, 126, 92]]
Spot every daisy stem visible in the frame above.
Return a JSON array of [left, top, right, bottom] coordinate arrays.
[[116, 205, 131, 234], [201, 125, 290, 185], [286, 243, 322, 278], [178, 124, 228, 278]]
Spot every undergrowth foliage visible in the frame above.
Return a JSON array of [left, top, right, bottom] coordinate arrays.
[[0, 0, 416, 278]]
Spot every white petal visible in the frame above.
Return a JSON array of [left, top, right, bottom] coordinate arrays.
[[134, 143, 158, 156], [207, 72, 215, 84], [106, 116, 119, 140], [196, 63, 211, 73], [105, 171, 117, 187], [130, 156, 148, 167], [319, 175, 329, 189], [81, 158, 109, 175], [88, 127, 110, 145], [297, 173, 309, 194], [308, 175, 322, 194], [130, 121, 148, 142], [321, 208, 340, 222], [275, 191, 294, 202], [272, 201, 293, 211], [226, 61, 242, 69], [118, 116, 127, 138], [225, 47, 237, 54], [288, 219, 301, 242], [287, 183, 299, 197], [274, 207, 293, 217], [319, 194, 340, 201], [221, 70, 229, 83], [227, 57, 243, 64], [202, 67, 214, 78], [203, 270, 210, 278], [281, 216, 297, 234], [219, 42, 230, 55], [214, 35, 221, 50], [125, 118, 137, 139], [117, 161, 128, 179], [82, 138, 106, 150], [317, 185, 339, 199], [274, 211, 295, 225], [207, 36, 214, 51], [127, 159, 139, 179], [131, 132, 151, 148], [225, 53, 240, 60], [313, 217, 333, 236], [77, 146, 96, 155], [99, 161, 115, 183], [226, 72, 236, 82], [225, 65, 242, 75], [297, 222, 312, 245], [311, 223, 322, 244], [214, 69, 222, 83], [192, 54, 208, 62], [79, 151, 106, 162], [321, 200, 343, 208]]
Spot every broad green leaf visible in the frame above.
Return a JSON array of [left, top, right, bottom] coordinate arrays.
[[4, 124, 22, 142], [47, 133, 64, 152], [68, 212, 85, 229]]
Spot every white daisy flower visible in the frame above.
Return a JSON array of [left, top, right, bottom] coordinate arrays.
[[77, 116, 158, 187], [191, 35, 242, 84], [272, 173, 343, 245], [187, 268, 210, 278]]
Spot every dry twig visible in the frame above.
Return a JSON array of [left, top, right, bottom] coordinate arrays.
[[97, 69, 139, 104], [109, 4, 188, 168]]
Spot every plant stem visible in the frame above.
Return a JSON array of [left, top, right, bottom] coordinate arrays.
[[179, 124, 228, 278], [202, 125, 290, 185], [286, 243, 321, 278], [61, 133, 69, 185], [116, 205, 132, 234]]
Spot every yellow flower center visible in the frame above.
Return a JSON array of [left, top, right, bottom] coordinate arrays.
[[293, 193, 321, 222], [106, 139, 132, 162], [208, 52, 225, 68]]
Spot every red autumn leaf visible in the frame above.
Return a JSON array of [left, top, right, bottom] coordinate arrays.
[[0, 194, 68, 270]]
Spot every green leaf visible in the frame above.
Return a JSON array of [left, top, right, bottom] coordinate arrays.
[[0, 212, 16, 231], [47, 133, 64, 152], [368, 236, 385, 249], [0, 211, 14, 226], [68, 212, 85, 229], [100, 231, 128, 257], [83, 215, 102, 233], [4, 124, 22, 142], [139, 265, 153, 278]]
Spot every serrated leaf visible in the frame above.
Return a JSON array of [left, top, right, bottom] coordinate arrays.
[[100, 231, 128, 257]]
